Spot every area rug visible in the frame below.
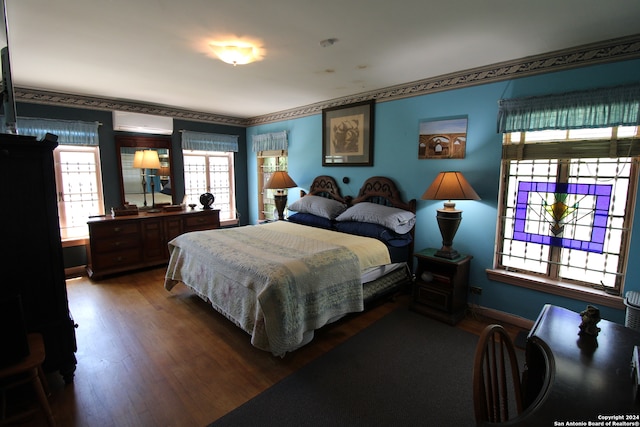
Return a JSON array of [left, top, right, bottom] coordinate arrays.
[[211, 308, 482, 426]]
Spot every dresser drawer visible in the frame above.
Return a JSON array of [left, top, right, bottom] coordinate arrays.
[[90, 222, 139, 239], [92, 235, 140, 253], [184, 214, 219, 231], [92, 248, 142, 270]]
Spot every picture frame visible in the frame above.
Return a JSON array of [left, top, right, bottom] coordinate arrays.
[[322, 100, 375, 166], [418, 116, 467, 159]]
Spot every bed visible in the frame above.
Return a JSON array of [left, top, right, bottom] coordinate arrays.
[[164, 176, 416, 356]]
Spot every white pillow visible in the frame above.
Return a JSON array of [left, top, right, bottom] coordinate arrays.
[[336, 202, 416, 234], [288, 195, 347, 220]]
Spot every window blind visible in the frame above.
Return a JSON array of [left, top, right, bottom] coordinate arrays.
[[497, 84, 640, 134], [181, 130, 238, 152], [252, 131, 288, 152], [2, 117, 100, 145]]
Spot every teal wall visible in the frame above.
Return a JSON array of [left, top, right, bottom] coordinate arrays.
[[17, 103, 249, 218], [247, 58, 640, 324], [15, 103, 250, 268]]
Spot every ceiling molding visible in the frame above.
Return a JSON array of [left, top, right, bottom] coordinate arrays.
[[14, 34, 640, 128], [247, 34, 640, 126], [14, 89, 247, 127]]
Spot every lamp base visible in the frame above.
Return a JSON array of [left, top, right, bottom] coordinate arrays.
[[274, 194, 288, 220], [435, 208, 462, 259], [434, 248, 460, 259]]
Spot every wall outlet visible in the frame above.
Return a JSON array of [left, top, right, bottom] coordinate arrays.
[[470, 286, 483, 295]]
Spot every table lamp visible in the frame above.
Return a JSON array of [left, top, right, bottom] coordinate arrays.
[[132, 150, 147, 207], [422, 171, 480, 259], [264, 171, 297, 220], [135, 149, 161, 211]]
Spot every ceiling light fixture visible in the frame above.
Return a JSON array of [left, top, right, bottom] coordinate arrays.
[[209, 42, 259, 66]]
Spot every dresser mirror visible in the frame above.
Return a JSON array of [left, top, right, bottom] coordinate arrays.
[[115, 135, 175, 208]]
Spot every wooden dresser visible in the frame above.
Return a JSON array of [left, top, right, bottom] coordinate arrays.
[[87, 209, 220, 279]]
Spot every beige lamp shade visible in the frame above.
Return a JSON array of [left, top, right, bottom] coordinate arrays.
[[137, 149, 161, 170], [264, 171, 297, 190], [422, 171, 480, 204], [133, 150, 145, 168]]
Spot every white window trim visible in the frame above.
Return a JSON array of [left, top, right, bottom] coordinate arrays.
[[489, 127, 638, 306], [486, 269, 625, 310], [53, 145, 105, 242], [183, 150, 238, 225]]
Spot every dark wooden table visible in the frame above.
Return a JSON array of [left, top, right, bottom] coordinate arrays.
[[504, 304, 640, 426]]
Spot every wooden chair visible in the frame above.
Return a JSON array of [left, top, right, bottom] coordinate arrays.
[[0, 333, 55, 426], [472, 324, 523, 424]]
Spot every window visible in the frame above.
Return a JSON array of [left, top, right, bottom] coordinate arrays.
[[54, 145, 105, 240], [4, 117, 103, 242], [183, 150, 236, 224], [491, 85, 640, 302], [180, 130, 239, 226], [494, 126, 639, 296], [257, 150, 289, 221], [252, 131, 290, 222]]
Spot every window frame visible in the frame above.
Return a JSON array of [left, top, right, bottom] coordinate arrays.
[[488, 126, 640, 309], [53, 144, 105, 243], [257, 150, 289, 222], [183, 149, 238, 226]]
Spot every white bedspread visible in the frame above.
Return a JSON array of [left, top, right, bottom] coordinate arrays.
[[164, 221, 390, 356]]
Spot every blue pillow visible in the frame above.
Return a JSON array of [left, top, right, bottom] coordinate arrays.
[[335, 221, 413, 247], [288, 212, 335, 229]]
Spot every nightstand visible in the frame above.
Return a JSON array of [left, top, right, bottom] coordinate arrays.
[[411, 248, 472, 325]]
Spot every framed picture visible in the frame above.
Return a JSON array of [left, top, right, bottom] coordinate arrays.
[[418, 116, 467, 159], [322, 100, 375, 166]]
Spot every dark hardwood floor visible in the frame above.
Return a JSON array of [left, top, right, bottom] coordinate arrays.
[[13, 267, 525, 427]]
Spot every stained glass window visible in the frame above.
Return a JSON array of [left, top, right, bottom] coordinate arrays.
[[496, 144, 636, 293], [513, 181, 612, 253]]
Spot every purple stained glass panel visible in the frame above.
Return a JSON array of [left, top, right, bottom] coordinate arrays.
[[514, 181, 612, 253]]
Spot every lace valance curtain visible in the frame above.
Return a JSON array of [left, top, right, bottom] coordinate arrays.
[[497, 84, 640, 133], [2, 117, 100, 145], [181, 130, 239, 152], [252, 131, 288, 152]]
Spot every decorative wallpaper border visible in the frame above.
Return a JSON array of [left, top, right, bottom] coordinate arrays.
[[15, 34, 640, 128], [15, 89, 248, 127]]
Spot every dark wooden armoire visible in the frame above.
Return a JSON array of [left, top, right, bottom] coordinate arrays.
[[0, 133, 77, 382]]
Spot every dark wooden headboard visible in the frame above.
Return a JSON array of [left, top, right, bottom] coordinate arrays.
[[352, 176, 417, 267], [351, 176, 416, 213], [304, 175, 350, 205]]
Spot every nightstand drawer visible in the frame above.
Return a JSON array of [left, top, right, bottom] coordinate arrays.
[[430, 273, 452, 286], [415, 285, 450, 311]]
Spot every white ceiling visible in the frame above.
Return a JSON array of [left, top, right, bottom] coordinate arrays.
[[5, 0, 640, 119]]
